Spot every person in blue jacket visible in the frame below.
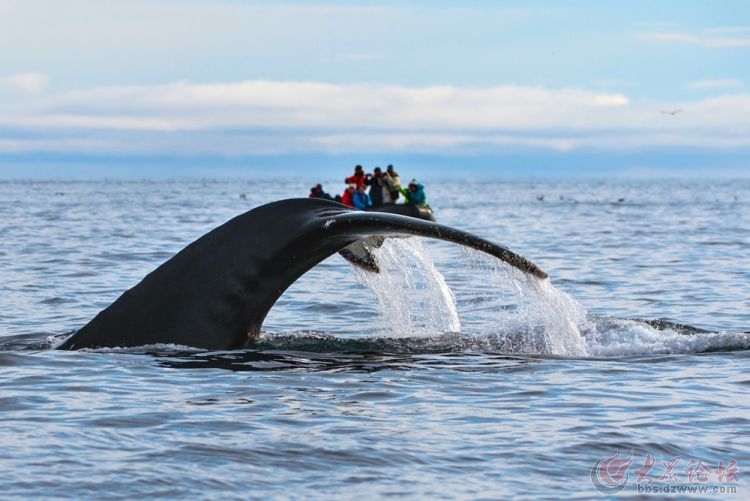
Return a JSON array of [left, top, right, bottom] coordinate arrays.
[[352, 184, 372, 210], [400, 180, 427, 206]]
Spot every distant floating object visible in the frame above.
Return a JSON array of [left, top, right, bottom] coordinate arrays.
[[536, 195, 544, 202], [617, 198, 625, 203], [661, 109, 682, 116], [239, 194, 247, 200]]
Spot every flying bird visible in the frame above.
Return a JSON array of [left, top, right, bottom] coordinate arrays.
[[661, 109, 682, 116]]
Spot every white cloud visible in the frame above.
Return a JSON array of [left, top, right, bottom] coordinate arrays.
[[686, 79, 744, 90], [309, 133, 581, 154], [335, 53, 384, 62], [0, 73, 49, 94], [9, 81, 633, 131], [705, 26, 750, 35], [636, 31, 750, 48], [593, 94, 629, 106], [0, 138, 114, 153], [0, 80, 748, 155]]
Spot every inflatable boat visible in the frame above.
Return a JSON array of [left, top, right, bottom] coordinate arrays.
[[365, 203, 435, 222]]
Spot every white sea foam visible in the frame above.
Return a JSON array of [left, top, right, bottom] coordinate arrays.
[[75, 343, 204, 354], [583, 318, 750, 357]]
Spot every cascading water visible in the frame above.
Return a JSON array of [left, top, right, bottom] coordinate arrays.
[[355, 238, 590, 356], [350, 238, 749, 357], [453, 247, 590, 356], [354, 238, 461, 337]]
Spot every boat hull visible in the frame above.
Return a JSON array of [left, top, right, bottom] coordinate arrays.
[[365, 203, 435, 221]]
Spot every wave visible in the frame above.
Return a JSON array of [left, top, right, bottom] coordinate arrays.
[[2, 317, 747, 357], [146, 322, 750, 372], [255, 323, 749, 358], [2, 239, 747, 363]]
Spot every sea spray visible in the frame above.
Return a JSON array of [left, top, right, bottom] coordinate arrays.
[[347, 239, 749, 357], [459, 248, 590, 356], [584, 317, 750, 356], [467, 255, 750, 357], [355, 238, 590, 355], [354, 238, 461, 337]]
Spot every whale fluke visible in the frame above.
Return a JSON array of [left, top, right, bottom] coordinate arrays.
[[58, 198, 547, 351], [339, 235, 386, 272]]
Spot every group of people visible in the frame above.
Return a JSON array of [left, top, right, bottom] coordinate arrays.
[[308, 164, 427, 209]]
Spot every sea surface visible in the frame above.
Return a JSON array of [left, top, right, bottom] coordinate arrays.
[[1, 178, 748, 500]]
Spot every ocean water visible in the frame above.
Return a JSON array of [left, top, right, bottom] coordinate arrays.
[[1, 178, 748, 500]]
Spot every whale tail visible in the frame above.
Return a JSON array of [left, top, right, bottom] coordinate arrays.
[[58, 198, 547, 351]]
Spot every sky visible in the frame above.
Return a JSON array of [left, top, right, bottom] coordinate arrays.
[[0, 0, 749, 179]]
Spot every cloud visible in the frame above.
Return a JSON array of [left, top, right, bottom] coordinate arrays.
[[686, 79, 744, 90], [335, 53, 384, 62], [705, 26, 750, 35], [0, 73, 49, 94], [4, 81, 632, 131], [636, 30, 750, 48], [593, 94, 629, 106], [0, 80, 748, 156]]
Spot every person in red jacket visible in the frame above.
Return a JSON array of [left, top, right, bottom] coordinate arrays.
[[340, 184, 356, 207], [345, 164, 371, 188]]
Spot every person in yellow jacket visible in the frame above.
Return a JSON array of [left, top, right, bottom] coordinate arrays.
[[384, 164, 401, 202]]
